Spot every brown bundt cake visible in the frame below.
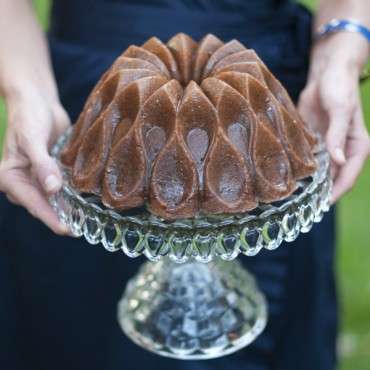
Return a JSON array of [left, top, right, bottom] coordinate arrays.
[[60, 33, 318, 220]]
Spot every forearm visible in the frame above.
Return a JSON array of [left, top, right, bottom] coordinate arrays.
[[0, 0, 57, 101], [313, 0, 370, 70], [315, 0, 370, 28]]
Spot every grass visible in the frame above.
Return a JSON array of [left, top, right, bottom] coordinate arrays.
[[0, 1, 369, 369]]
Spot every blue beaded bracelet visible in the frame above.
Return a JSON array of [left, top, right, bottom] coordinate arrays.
[[315, 19, 370, 44], [315, 19, 370, 82]]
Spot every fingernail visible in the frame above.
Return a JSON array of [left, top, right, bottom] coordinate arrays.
[[44, 175, 60, 193], [60, 223, 71, 234], [334, 148, 346, 164]]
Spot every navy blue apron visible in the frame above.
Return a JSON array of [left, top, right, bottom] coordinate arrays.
[[0, 1, 337, 370]]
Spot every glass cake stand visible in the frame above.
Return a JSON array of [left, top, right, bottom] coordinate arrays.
[[50, 129, 331, 360]]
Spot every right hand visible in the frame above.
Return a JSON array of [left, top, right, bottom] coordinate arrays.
[[298, 32, 370, 203], [0, 85, 71, 235]]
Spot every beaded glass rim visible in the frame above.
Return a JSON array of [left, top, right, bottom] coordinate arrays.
[[50, 128, 332, 263]]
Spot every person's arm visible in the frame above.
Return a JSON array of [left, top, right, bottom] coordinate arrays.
[[0, 0, 70, 234], [298, 0, 370, 202]]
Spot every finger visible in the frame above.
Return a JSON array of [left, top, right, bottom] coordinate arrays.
[[331, 151, 367, 202], [51, 103, 71, 138], [12, 103, 69, 195], [325, 108, 352, 166], [298, 81, 330, 143], [298, 82, 321, 127], [330, 160, 339, 181], [331, 109, 369, 202], [6, 193, 19, 205], [26, 141, 63, 195], [2, 172, 70, 235], [297, 83, 316, 120], [319, 72, 356, 166]]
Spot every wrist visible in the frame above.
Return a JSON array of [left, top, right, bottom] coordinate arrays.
[[0, 62, 58, 103], [311, 32, 369, 76], [2, 75, 59, 108]]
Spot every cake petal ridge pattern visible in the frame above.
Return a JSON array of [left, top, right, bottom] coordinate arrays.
[[60, 33, 319, 220]]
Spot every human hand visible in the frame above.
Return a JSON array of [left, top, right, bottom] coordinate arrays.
[[0, 85, 71, 234], [298, 32, 370, 203]]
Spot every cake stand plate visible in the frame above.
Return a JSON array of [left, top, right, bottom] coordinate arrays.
[[50, 129, 331, 360]]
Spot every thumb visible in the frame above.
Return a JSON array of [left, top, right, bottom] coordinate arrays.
[[28, 143, 62, 194], [27, 103, 70, 194], [325, 105, 352, 166]]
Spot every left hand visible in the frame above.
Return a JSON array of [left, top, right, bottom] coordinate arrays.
[[298, 32, 370, 203], [0, 83, 71, 235]]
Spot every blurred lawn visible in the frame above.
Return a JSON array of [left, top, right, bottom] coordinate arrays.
[[0, 1, 369, 369]]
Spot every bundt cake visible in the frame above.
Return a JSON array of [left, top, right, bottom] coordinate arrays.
[[60, 33, 318, 220]]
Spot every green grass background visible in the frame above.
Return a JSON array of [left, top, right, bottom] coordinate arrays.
[[0, 0, 369, 368]]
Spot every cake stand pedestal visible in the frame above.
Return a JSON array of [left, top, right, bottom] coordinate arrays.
[[50, 130, 331, 360]]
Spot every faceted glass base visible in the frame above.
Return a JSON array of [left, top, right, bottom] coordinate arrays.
[[118, 259, 267, 360]]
